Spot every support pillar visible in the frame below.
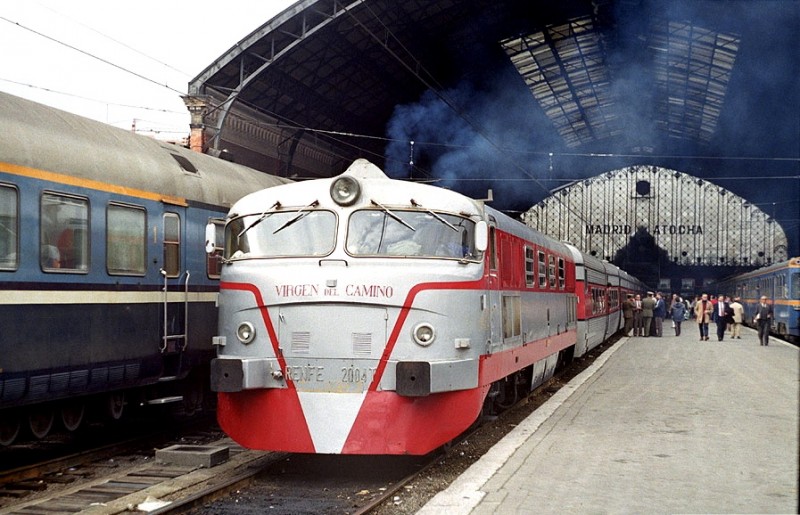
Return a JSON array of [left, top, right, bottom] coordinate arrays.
[[182, 95, 210, 154]]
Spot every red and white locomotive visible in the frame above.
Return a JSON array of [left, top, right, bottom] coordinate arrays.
[[208, 159, 642, 454]]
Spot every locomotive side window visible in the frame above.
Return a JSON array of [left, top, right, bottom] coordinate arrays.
[[347, 210, 478, 260], [791, 272, 800, 300], [227, 210, 335, 258], [206, 219, 225, 278], [488, 226, 497, 269], [163, 213, 181, 277], [0, 184, 18, 271], [41, 192, 89, 273], [524, 246, 535, 287], [107, 203, 146, 276], [538, 251, 546, 287]]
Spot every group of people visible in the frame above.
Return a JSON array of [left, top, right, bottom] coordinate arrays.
[[622, 291, 774, 346]]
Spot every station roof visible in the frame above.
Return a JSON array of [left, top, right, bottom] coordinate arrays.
[[188, 0, 799, 252]]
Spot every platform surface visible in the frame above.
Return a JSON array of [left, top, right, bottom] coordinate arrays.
[[419, 326, 799, 514]]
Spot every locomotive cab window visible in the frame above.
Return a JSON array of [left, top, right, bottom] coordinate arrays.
[[0, 184, 18, 271], [347, 210, 479, 260], [226, 209, 335, 259], [41, 192, 89, 273], [163, 213, 181, 277], [107, 203, 146, 276]]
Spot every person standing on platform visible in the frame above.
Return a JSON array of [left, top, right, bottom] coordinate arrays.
[[633, 294, 644, 336], [730, 297, 744, 339], [694, 293, 712, 341], [670, 296, 687, 336], [712, 294, 732, 341], [622, 294, 635, 336], [754, 295, 774, 346], [641, 291, 656, 337], [653, 292, 666, 337]]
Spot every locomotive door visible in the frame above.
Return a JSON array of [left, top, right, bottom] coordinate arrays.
[[486, 224, 502, 354], [160, 210, 189, 377]]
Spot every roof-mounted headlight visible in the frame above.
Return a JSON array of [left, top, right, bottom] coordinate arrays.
[[330, 176, 361, 206]]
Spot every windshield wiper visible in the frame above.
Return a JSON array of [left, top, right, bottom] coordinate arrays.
[[371, 200, 415, 231], [410, 199, 458, 232], [238, 201, 281, 238], [273, 200, 320, 235]]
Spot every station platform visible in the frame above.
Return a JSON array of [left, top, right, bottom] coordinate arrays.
[[419, 326, 799, 514]]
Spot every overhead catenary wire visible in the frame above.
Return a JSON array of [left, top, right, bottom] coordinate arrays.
[[0, 16, 186, 96]]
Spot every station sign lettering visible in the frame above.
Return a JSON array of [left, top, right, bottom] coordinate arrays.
[[585, 224, 703, 235]]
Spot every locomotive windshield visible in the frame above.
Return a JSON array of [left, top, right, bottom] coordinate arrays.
[[347, 209, 479, 260], [225, 209, 336, 258]]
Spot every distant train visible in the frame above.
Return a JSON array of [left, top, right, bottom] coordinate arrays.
[[715, 257, 800, 343], [208, 158, 644, 455], [0, 91, 288, 445]]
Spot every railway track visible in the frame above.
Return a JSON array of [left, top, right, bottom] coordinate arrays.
[[0, 339, 618, 514]]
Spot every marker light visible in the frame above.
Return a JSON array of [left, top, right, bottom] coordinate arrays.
[[236, 322, 256, 344], [413, 323, 435, 346], [330, 176, 361, 206]]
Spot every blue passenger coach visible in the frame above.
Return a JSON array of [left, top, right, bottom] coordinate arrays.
[[715, 257, 800, 343], [0, 91, 287, 445]]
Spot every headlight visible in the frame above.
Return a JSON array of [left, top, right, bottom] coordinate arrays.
[[330, 176, 361, 206], [236, 322, 256, 344], [412, 323, 435, 346]]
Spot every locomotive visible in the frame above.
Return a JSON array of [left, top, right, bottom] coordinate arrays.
[[208, 158, 644, 455], [0, 91, 288, 445], [715, 257, 800, 343]]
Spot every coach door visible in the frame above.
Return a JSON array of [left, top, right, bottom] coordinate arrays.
[[160, 210, 188, 376]]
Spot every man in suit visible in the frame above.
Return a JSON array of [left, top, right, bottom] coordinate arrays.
[[712, 294, 732, 341], [754, 295, 774, 346], [622, 294, 635, 336], [641, 291, 656, 337]]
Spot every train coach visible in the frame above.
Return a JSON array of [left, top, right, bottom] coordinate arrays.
[[0, 91, 288, 445], [715, 257, 800, 343], [208, 158, 644, 455]]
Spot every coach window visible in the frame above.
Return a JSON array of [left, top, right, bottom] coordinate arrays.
[[524, 246, 535, 287], [558, 257, 566, 289], [0, 184, 18, 271], [792, 272, 800, 299], [41, 192, 89, 272], [548, 255, 556, 288], [163, 213, 181, 277], [538, 251, 546, 287], [206, 219, 224, 278], [107, 203, 146, 275]]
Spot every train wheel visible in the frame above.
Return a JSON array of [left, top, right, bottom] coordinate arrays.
[[60, 401, 86, 432], [28, 406, 55, 439], [107, 392, 125, 421], [0, 412, 22, 446]]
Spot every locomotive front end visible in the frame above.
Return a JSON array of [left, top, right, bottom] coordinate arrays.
[[208, 159, 491, 454]]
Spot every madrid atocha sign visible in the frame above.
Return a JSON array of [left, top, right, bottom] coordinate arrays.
[[522, 165, 788, 268]]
